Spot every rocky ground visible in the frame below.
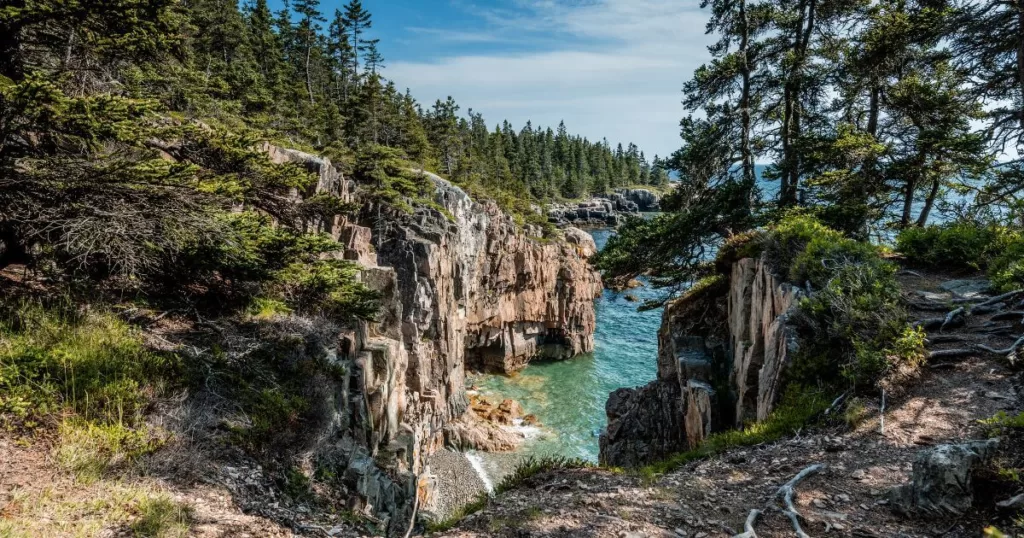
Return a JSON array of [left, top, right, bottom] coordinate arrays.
[[435, 272, 1024, 538]]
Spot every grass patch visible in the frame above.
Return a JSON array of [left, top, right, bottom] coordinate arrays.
[[55, 420, 164, 484], [425, 456, 593, 534], [0, 483, 191, 538], [637, 388, 832, 477], [0, 302, 176, 431], [131, 495, 193, 538]]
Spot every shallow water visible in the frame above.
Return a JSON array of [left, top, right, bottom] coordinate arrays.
[[473, 228, 663, 461]]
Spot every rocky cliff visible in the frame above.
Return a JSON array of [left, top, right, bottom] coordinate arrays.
[[265, 148, 602, 533], [600, 257, 801, 467]]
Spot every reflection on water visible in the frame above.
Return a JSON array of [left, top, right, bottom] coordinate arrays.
[[473, 228, 663, 461]]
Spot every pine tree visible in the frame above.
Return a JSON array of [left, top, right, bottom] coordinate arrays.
[[342, 0, 373, 74], [293, 0, 326, 105]]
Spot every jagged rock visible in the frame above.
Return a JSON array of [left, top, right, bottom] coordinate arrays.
[[615, 188, 662, 211], [889, 439, 999, 516], [263, 147, 602, 535], [600, 257, 802, 467], [564, 227, 598, 258]]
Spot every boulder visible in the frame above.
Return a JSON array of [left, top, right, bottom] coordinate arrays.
[[889, 439, 999, 516], [564, 227, 598, 258]]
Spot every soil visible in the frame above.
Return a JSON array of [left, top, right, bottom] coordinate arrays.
[[435, 271, 1024, 538]]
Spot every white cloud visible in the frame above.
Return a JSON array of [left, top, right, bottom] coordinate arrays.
[[386, 0, 714, 159]]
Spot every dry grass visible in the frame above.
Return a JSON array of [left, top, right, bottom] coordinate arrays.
[[0, 481, 192, 538]]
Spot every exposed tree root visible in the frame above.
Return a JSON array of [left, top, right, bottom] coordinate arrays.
[[970, 303, 1007, 315], [777, 464, 826, 538], [977, 335, 1024, 356], [927, 348, 977, 360], [990, 311, 1024, 322], [732, 464, 826, 538], [973, 290, 1023, 308], [898, 270, 925, 277], [734, 509, 762, 538], [940, 307, 965, 332], [925, 335, 967, 344]]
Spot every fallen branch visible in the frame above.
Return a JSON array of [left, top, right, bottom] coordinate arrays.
[[824, 393, 848, 417], [908, 301, 955, 312], [898, 270, 925, 278]]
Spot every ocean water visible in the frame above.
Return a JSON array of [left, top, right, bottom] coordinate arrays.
[[472, 228, 664, 461]]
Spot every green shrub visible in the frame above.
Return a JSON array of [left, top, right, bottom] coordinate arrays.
[[896, 221, 1020, 272], [762, 212, 845, 278], [790, 234, 882, 289]]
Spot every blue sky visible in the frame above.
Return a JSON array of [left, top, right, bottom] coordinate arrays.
[[265, 1, 716, 159]]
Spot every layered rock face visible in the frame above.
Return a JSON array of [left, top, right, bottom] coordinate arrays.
[[265, 149, 602, 533], [600, 257, 801, 467]]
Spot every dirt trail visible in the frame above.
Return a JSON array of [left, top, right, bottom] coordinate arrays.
[[437, 272, 1023, 538]]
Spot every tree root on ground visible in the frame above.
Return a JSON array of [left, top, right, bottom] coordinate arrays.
[[927, 348, 977, 360], [732, 464, 826, 538], [977, 335, 1024, 356]]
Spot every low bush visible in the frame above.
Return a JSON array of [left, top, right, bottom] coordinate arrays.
[[896, 221, 1020, 272]]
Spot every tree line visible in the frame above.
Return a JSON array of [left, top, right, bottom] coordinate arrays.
[[599, 0, 1024, 291], [174, 0, 666, 200]]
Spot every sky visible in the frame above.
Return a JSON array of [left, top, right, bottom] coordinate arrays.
[[265, 0, 717, 160]]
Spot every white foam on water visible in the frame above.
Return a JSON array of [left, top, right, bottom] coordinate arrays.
[[465, 451, 495, 495]]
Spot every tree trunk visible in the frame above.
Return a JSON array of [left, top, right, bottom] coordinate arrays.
[[901, 177, 917, 228], [1018, 0, 1024, 131], [916, 177, 941, 227], [779, 0, 816, 206], [305, 44, 315, 105], [739, 0, 755, 188]]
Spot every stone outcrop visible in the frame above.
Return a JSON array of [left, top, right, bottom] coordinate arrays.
[[547, 188, 662, 228], [600, 257, 801, 467], [264, 148, 602, 534], [889, 439, 999, 516]]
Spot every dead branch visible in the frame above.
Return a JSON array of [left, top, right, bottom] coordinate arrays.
[[908, 301, 958, 312], [824, 393, 848, 417], [898, 270, 925, 278]]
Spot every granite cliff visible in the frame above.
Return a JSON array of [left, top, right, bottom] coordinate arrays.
[[599, 257, 802, 467], [264, 147, 603, 533]]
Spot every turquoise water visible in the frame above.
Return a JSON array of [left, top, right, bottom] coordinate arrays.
[[473, 229, 664, 461]]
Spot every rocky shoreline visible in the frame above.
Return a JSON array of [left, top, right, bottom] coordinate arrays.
[[548, 188, 662, 228]]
